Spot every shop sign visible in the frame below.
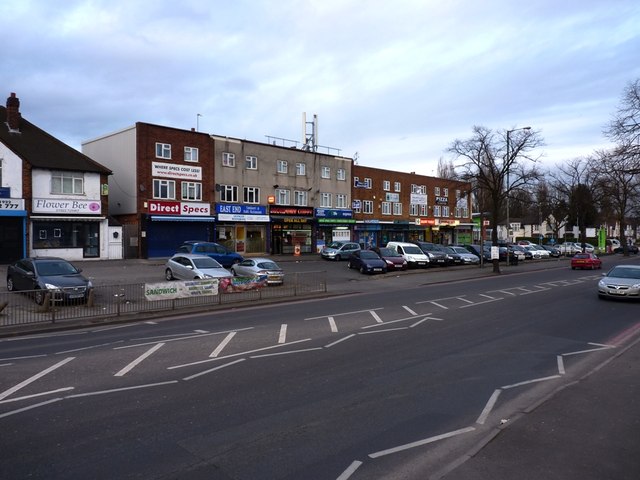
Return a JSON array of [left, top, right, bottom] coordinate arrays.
[[318, 218, 356, 223], [216, 204, 267, 215], [148, 200, 211, 216], [152, 161, 202, 180], [0, 198, 25, 210], [0, 187, 11, 198], [415, 218, 436, 226], [385, 193, 400, 202], [410, 193, 427, 205], [435, 196, 449, 205], [145, 279, 221, 300], [269, 206, 314, 216], [352, 200, 361, 209], [315, 208, 353, 219], [33, 198, 101, 214]]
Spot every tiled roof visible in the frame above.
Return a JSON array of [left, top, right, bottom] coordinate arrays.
[[0, 105, 111, 175]]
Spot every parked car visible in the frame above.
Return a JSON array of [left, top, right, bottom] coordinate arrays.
[[347, 250, 387, 274], [570, 253, 602, 270], [385, 241, 429, 268], [6, 257, 93, 305], [410, 241, 448, 267], [370, 247, 408, 271], [505, 245, 526, 261], [512, 244, 533, 260], [165, 254, 233, 281], [598, 264, 640, 299], [436, 246, 464, 266], [572, 242, 595, 253], [230, 258, 284, 285], [557, 243, 581, 256], [449, 246, 480, 265], [528, 244, 551, 259], [177, 241, 243, 267], [465, 244, 492, 262], [613, 244, 639, 254], [542, 245, 561, 257], [320, 241, 361, 261]]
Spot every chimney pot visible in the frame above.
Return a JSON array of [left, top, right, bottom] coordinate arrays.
[[6, 92, 21, 131]]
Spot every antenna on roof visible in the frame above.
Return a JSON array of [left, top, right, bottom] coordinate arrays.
[[302, 112, 318, 152]]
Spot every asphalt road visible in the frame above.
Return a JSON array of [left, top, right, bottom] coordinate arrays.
[[1, 255, 639, 479]]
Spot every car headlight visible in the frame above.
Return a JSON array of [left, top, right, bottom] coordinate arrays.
[[385, 260, 394, 266], [87, 280, 93, 288], [44, 283, 59, 290]]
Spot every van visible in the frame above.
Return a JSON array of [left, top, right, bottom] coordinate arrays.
[[385, 241, 429, 268]]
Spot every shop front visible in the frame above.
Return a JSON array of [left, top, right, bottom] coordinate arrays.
[[269, 206, 315, 255], [316, 208, 355, 251], [0, 194, 27, 263], [144, 200, 215, 258], [215, 204, 270, 255], [30, 197, 107, 261]]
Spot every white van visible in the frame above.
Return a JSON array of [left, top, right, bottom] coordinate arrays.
[[385, 242, 429, 268]]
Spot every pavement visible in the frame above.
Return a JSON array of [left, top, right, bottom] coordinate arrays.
[[3, 253, 640, 479]]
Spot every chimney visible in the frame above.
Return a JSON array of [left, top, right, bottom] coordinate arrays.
[[6, 92, 21, 131]]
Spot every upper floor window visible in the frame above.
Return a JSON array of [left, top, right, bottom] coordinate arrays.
[[153, 179, 175, 199], [184, 147, 198, 162], [276, 188, 290, 205], [383, 180, 390, 191], [381, 202, 391, 215], [277, 160, 288, 174], [244, 186, 260, 204], [353, 200, 361, 213], [220, 184, 238, 202], [393, 203, 402, 215], [245, 156, 257, 170], [364, 178, 372, 189], [394, 181, 401, 192], [294, 190, 308, 206], [442, 206, 450, 217], [181, 181, 202, 201], [321, 166, 331, 179], [337, 168, 346, 181], [363, 200, 373, 214], [411, 184, 426, 194], [434, 186, 441, 196], [296, 163, 306, 176], [320, 193, 332, 207], [410, 204, 419, 216], [222, 152, 235, 167], [156, 143, 171, 159], [52, 172, 84, 195], [443, 187, 449, 197], [433, 205, 441, 217], [336, 194, 347, 209], [353, 176, 360, 187]]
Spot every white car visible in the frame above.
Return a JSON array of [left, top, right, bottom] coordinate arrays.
[[165, 254, 233, 281], [385, 242, 430, 268], [557, 243, 582, 256], [231, 258, 284, 285], [528, 244, 551, 258], [598, 265, 640, 299]]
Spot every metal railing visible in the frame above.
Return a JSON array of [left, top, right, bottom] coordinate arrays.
[[0, 272, 327, 329]]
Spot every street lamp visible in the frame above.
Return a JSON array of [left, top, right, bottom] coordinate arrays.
[[506, 126, 531, 266]]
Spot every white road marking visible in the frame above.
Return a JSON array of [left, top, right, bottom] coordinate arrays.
[[0, 354, 47, 361], [562, 345, 614, 356], [0, 398, 64, 419], [114, 343, 165, 377], [183, 359, 246, 381], [194, 329, 208, 334], [325, 334, 356, 348], [251, 347, 324, 358], [476, 389, 501, 424], [369, 310, 383, 323], [65, 381, 178, 398], [210, 332, 237, 358], [0, 357, 75, 401], [369, 426, 476, 458], [56, 340, 124, 354], [402, 305, 418, 316], [359, 327, 408, 334], [428, 301, 448, 310], [501, 375, 562, 389], [328, 316, 338, 333], [278, 324, 288, 344], [336, 460, 363, 480], [305, 308, 384, 320], [557, 355, 565, 375], [0, 387, 75, 404]]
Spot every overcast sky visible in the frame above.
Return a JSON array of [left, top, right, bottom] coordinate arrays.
[[3, 0, 639, 175]]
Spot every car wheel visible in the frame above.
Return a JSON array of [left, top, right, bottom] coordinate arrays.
[[7, 276, 16, 292], [347, 261, 352, 269], [360, 266, 366, 274], [34, 289, 45, 305], [335, 254, 341, 261], [231, 268, 238, 276], [165, 269, 174, 281]]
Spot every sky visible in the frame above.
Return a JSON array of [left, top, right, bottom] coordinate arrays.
[[2, 0, 639, 176]]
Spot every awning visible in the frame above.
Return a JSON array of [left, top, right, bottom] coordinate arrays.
[[150, 216, 216, 222], [30, 216, 106, 222]]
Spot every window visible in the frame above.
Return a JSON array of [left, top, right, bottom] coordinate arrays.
[[443, 187, 449, 197], [394, 181, 401, 192], [184, 147, 199, 162], [51, 172, 84, 195], [410, 204, 419, 216], [383, 180, 390, 191], [381, 202, 391, 215], [411, 184, 426, 194], [321, 166, 331, 179], [277, 160, 288, 174], [222, 152, 235, 167], [353, 176, 360, 187], [393, 203, 402, 215], [337, 168, 346, 181], [363, 200, 373, 214], [353, 201, 361, 213], [156, 143, 171, 159], [336, 194, 347, 208], [435, 186, 441, 196], [320, 193, 332, 207], [442, 206, 450, 217], [243, 186, 260, 204], [364, 178, 372, 189], [220, 184, 238, 202], [294, 190, 308, 206], [296, 163, 306, 176], [433, 205, 441, 217], [245, 156, 257, 169], [153, 179, 175, 199], [420, 205, 428, 216], [276, 189, 290, 205], [181, 182, 202, 201]]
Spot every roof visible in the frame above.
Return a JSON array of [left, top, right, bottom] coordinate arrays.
[[0, 105, 111, 175]]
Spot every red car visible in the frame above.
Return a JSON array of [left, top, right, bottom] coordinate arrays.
[[571, 253, 602, 270]]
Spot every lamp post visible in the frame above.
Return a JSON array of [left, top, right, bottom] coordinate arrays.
[[505, 126, 531, 266]]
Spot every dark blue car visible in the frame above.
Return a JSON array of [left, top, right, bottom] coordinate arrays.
[[347, 250, 387, 274], [177, 241, 243, 268]]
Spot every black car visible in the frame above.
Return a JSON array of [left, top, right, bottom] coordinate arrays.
[[347, 250, 387, 274], [436, 246, 464, 266], [6, 257, 93, 304], [411, 241, 448, 267], [613, 245, 639, 254]]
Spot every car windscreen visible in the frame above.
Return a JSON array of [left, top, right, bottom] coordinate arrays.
[[379, 248, 400, 257], [403, 246, 423, 254], [608, 267, 640, 279], [360, 251, 379, 259], [326, 242, 343, 248], [193, 257, 224, 268], [36, 261, 78, 276], [256, 261, 279, 269]]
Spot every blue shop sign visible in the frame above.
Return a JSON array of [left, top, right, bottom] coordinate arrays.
[[216, 204, 267, 215], [315, 208, 353, 219]]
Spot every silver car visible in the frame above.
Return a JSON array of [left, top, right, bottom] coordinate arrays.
[[320, 241, 361, 261], [165, 254, 233, 281], [598, 265, 640, 300], [231, 258, 284, 285]]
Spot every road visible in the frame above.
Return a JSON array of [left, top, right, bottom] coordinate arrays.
[[1, 257, 639, 479]]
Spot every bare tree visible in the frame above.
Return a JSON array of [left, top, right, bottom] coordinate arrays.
[[605, 78, 640, 162], [436, 157, 458, 180], [448, 125, 543, 273]]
